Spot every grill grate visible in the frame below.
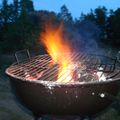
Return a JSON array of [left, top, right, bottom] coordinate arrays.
[[6, 52, 120, 83]]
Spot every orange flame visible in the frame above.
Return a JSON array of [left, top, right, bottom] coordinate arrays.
[[40, 23, 74, 83]]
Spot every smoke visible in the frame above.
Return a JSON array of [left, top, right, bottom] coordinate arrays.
[[64, 20, 102, 54]]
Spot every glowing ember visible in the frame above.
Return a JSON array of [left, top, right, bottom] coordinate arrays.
[[40, 23, 73, 83], [25, 71, 44, 81]]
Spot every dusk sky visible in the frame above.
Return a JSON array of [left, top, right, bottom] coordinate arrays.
[[1, 0, 120, 18]]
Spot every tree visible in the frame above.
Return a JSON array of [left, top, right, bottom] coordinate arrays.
[[0, 0, 13, 25], [58, 5, 73, 25], [94, 6, 107, 27], [84, 9, 96, 22], [20, 0, 34, 14], [94, 6, 107, 41], [0, 0, 37, 52], [107, 8, 120, 47], [13, 0, 19, 21], [0, 0, 14, 52]]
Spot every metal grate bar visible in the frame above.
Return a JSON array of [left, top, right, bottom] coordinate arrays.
[[55, 53, 84, 82], [14, 60, 51, 78], [7, 53, 119, 81], [41, 53, 81, 81], [106, 70, 120, 79], [9, 55, 52, 78]]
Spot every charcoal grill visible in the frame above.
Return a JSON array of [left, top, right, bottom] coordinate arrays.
[[6, 50, 120, 119]]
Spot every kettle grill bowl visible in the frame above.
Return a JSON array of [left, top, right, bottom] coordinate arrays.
[[8, 76, 119, 117], [6, 53, 120, 117]]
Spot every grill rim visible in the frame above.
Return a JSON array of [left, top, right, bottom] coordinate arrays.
[[6, 53, 120, 86], [6, 70, 120, 87]]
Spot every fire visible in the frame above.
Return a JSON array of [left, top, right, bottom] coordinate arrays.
[[40, 23, 73, 83]]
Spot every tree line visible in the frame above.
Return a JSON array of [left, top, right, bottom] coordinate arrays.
[[0, 0, 120, 53]]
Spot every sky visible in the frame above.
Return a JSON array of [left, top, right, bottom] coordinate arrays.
[[1, 0, 120, 18], [32, 0, 120, 18]]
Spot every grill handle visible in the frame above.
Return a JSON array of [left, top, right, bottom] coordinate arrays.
[[15, 49, 31, 64]]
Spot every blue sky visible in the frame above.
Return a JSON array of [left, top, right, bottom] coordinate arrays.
[[1, 0, 120, 18], [33, 0, 120, 18]]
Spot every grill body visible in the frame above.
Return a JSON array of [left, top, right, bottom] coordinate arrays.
[[6, 53, 120, 117], [9, 76, 119, 116]]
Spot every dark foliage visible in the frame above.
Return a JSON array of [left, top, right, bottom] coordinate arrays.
[[0, 1, 120, 53]]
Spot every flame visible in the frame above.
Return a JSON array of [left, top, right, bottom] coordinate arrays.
[[41, 23, 73, 83]]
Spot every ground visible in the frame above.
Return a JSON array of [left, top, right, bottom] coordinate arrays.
[[0, 75, 33, 120], [0, 50, 120, 120]]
